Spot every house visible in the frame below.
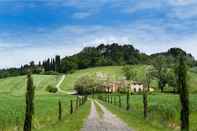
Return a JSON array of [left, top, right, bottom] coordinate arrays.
[[104, 80, 153, 93], [129, 81, 144, 92]]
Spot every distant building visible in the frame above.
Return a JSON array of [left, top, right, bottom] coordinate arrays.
[[129, 81, 144, 92], [104, 80, 154, 93]]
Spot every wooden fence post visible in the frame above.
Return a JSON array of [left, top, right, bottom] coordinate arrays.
[[75, 97, 79, 111], [70, 100, 73, 114], [119, 95, 121, 108], [126, 90, 130, 111]]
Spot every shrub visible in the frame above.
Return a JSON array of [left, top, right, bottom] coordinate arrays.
[[46, 85, 58, 93]]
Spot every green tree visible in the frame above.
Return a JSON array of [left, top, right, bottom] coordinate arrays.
[[142, 67, 153, 119], [176, 54, 189, 131], [122, 66, 137, 81], [23, 73, 35, 131], [74, 75, 96, 94], [55, 55, 61, 72], [153, 56, 167, 92]]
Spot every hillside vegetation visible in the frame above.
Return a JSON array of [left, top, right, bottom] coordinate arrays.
[[60, 65, 197, 93]]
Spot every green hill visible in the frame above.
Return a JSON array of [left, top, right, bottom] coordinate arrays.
[[60, 65, 197, 93], [0, 65, 197, 94]]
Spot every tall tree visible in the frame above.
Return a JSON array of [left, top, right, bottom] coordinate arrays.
[[55, 55, 61, 72], [143, 67, 153, 119], [153, 56, 167, 92], [23, 73, 35, 131], [176, 54, 189, 131]]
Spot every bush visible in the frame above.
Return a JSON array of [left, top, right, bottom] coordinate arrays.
[[46, 85, 58, 93], [74, 75, 96, 94]]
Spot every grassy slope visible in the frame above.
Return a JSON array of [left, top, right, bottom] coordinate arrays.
[[61, 65, 197, 93], [0, 75, 61, 95], [60, 65, 150, 91], [99, 94, 197, 131]]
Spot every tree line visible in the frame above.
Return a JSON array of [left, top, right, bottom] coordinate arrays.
[[0, 43, 196, 78]]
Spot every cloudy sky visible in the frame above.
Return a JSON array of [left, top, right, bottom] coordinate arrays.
[[0, 0, 197, 68]]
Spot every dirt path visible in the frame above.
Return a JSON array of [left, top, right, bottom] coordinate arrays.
[[81, 100, 133, 131], [56, 75, 77, 94], [56, 75, 67, 93]]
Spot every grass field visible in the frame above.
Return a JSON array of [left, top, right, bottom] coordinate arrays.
[[98, 93, 197, 131], [0, 94, 90, 131]]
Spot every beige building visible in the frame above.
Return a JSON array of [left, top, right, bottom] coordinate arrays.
[[104, 80, 154, 93]]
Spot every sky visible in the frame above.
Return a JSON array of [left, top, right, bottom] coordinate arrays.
[[0, 0, 197, 68]]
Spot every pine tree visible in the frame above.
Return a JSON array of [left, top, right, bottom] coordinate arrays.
[[176, 54, 189, 131], [23, 73, 35, 131]]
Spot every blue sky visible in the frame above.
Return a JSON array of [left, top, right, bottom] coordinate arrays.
[[0, 0, 197, 68]]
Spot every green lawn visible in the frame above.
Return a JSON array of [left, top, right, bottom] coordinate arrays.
[[98, 94, 197, 131]]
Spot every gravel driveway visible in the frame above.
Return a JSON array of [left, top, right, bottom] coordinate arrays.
[[81, 100, 133, 131]]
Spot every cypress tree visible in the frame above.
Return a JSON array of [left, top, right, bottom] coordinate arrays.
[[143, 90, 148, 119], [23, 73, 35, 131], [143, 68, 152, 119], [55, 55, 61, 72], [176, 54, 189, 131], [58, 100, 62, 121]]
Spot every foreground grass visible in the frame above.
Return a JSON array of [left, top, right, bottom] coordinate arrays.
[[98, 94, 197, 131], [0, 94, 78, 130], [35, 100, 91, 131]]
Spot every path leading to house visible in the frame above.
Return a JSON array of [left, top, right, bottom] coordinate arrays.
[[81, 100, 133, 131], [56, 75, 67, 93], [56, 75, 77, 94]]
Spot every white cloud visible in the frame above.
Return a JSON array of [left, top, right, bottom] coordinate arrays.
[[1, 22, 197, 68]]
